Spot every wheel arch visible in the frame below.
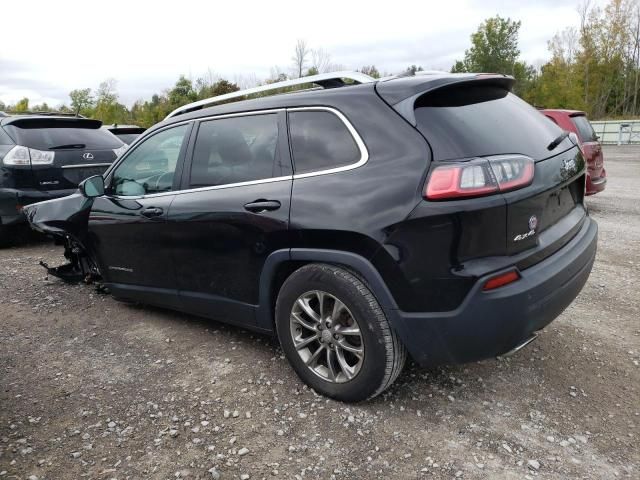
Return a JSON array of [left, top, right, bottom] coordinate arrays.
[[257, 248, 401, 332]]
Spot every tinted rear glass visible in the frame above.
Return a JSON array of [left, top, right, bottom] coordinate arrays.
[[5, 125, 123, 150], [0, 127, 13, 145], [289, 111, 360, 174], [114, 133, 141, 145], [190, 114, 280, 187], [571, 115, 597, 142], [414, 85, 564, 161]]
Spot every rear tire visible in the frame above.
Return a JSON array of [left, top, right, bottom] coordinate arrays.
[[275, 263, 406, 402]]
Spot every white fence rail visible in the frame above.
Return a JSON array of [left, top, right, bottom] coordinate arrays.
[[590, 120, 640, 145]]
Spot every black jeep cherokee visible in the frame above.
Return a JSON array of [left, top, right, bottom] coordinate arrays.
[[23, 72, 598, 402], [0, 114, 126, 245]]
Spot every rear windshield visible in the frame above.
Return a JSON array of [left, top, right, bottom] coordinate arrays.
[[571, 115, 597, 142], [114, 133, 141, 145], [5, 125, 123, 150], [414, 84, 564, 161]]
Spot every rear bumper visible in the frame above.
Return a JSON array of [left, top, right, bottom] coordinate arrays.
[[392, 217, 598, 366], [0, 188, 76, 226]]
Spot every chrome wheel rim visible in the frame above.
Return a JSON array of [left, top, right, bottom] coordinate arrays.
[[290, 290, 364, 383]]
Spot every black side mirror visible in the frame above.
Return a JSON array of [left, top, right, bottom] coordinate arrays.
[[80, 175, 105, 198]]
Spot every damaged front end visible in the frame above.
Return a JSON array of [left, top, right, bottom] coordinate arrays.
[[39, 235, 100, 283], [23, 193, 101, 284]]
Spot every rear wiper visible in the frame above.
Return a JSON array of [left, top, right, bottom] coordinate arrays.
[[547, 131, 570, 151], [49, 143, 86, 150]]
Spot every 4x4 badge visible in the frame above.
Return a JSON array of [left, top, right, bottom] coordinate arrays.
[[514, 215, 538, 242]]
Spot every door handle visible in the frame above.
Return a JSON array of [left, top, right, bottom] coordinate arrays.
[[141, 207, 164, 218], [243, 200, 281, 213]]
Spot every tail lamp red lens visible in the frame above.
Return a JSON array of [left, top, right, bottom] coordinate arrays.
[[483, 270, 520, 291], [425, 155, 535, 200]]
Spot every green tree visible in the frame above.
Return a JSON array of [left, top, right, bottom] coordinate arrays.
[[93, 79, 129, 124], [360, 65, 381, 78], [69, 88, 94, 115], [14, 98, 29, 112], [452, 16, 534, 94], [168, 75, 197, 107]]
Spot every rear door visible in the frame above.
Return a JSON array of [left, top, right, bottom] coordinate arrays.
[[168, 111, 292, 327], [3, 118, 124, 191], [87, 123, 192, 306]]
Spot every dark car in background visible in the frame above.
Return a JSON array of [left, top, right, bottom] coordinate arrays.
[[542, 109, 606, 195], [102, 124, 146, 146], [0, 113, 126, 245], [23, 72, 597, 402]]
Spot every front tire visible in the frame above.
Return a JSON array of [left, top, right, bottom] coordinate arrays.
[[275, 263, 406, 402]]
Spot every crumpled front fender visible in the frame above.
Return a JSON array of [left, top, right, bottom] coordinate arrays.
[[23, 193, 93, 242]]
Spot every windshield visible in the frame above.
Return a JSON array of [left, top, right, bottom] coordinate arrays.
[[5, 125, 123, 150], [414, 85, 566, 161]]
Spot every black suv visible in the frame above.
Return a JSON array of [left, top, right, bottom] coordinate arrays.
[[0, 114, 126, 244], [23, 72, 598, 402]]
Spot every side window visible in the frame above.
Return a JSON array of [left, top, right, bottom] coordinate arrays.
[[289, 110, 360, 174], [189, 114, 280, 187], [111, 124, 189, 196]]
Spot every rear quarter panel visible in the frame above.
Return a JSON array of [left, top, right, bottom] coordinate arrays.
[[288, 90, 430, 309]]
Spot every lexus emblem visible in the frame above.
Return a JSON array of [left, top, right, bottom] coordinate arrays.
[[528, 215, 538, 231], [82, 152, 94, 160]]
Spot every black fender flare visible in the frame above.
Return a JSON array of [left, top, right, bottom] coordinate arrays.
[[256, 248, 401, 332]]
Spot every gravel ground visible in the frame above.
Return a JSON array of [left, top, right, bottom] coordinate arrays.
[[1, 146, 638, 480]]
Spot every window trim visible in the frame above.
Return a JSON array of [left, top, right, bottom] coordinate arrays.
[[287, 107, 369, 178], [183, 110, 287, 190], [106, 122, 193, 198], [108, 106, 368, 199]]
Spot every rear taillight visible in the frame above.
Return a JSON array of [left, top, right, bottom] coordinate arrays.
[[425, 155, 534, 200], [3, 145, 55, 166]]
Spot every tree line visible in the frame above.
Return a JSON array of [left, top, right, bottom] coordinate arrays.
[[1, 0, 638, 126]]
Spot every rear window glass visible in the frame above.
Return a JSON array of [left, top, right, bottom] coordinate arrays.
[[289, 111, 360, 174], [5, 124, 123, 150], [414, 85, 564, 161], [190, 114, 280, 187], [0, 127, 13, 145], [571, 115, 597, 142], [114, 133, 141, 145]]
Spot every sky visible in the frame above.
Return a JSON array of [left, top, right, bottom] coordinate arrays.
[[0, 0, 598, 108]]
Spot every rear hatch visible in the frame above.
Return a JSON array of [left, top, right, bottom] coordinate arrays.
[[4, 118, 124, 191], [106, 126, 146, 145], [389, 77, 586, 263]]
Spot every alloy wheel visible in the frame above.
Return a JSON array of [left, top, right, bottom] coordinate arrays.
[[289, 290, 364, 383]]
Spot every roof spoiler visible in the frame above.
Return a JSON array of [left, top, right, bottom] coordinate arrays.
[[5, 117, 102, 129], [376, 74, 515, 127]]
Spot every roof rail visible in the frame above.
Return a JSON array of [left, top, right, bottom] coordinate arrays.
[[165, 71, 375, 119]]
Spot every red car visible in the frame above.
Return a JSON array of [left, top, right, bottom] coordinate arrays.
[[542, 109, 606, 195]]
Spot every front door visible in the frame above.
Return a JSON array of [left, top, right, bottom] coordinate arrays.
[[87, 123, 192, 306], [168, 111, 292, 327]]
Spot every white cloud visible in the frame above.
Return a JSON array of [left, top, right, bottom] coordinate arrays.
[[0, 0, 589, 107]]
